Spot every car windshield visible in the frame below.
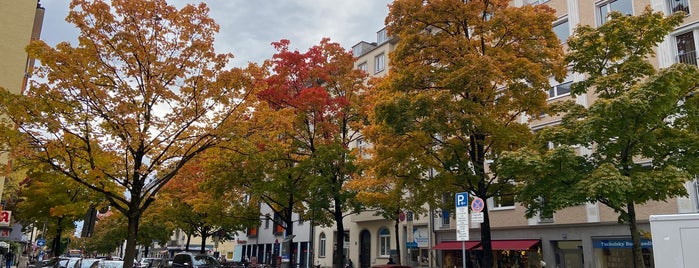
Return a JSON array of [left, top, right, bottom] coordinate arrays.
[[192, 256, 219, 267]]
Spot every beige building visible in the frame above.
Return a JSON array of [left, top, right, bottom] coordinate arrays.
[[0, 1, 44, 201], [312, 0, 699, 268]]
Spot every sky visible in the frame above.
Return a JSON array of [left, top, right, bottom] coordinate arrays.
[[38, 0, 394, 68]]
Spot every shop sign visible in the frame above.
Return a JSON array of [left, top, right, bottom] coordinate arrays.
[[593, 239, 653, 249], [0, 211, 10, 227], [413, 227, 429, 247]]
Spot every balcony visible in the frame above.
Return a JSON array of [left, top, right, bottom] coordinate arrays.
[[677, 50, 698, 66]]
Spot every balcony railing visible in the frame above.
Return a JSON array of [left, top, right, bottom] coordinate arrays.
[[677, 50, 698, 66]]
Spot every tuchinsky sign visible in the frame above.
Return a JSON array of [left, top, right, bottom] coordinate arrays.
[[593, 239, 653, 249]]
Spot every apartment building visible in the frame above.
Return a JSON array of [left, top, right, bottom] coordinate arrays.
[[0, 0, 44, 202], [0, 0, 44, 244], [234, 204, 312, 268], [310, 0, 699, 268]]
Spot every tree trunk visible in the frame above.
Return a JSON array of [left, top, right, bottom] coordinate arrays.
[[627, 202, 645, 268], [200, 230, 208, 255], [124, 212, 140, 268], [52, 218, 63, 257], [285, 207, 295, 268], [333, 196, 345, 268], [479, 193, 493, 268], [393, 217, 400, 265]]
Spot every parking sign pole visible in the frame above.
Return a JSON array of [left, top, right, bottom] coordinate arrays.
[[455, 192, 469, 268]]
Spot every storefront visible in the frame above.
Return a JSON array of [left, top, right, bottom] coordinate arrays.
[[433, 239, 543, 268], [592, 237, 654, 268]]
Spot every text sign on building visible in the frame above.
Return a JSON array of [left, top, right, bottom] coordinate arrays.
[[455, 192, 469, 241], [0, 211, 10, 227]]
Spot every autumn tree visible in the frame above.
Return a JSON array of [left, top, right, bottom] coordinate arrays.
[[209, 38, 367, 268], [0, 1, 254, 267], [151, 156, 259, 254], [83, 210, 171, 256], [497, 8, 699, 268], [370, 0, 565, 266], [13, 165, 98, 256], [351, 100, 435, 264]]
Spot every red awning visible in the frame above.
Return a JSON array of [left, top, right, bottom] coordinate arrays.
[[474, 239, 540, 250], [432, 241, 480, 250]]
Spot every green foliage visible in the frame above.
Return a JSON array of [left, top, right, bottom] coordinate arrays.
[[507, 7, 699, 268]]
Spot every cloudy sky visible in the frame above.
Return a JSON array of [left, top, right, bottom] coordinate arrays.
[[39, 0, 394, 67]]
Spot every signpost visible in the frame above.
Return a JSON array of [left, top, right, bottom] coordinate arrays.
[[455, 192, 469, 268], [471, 197, 485, 223]]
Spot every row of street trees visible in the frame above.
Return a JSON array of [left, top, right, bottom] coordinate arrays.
[[0, 1, 697, 268]]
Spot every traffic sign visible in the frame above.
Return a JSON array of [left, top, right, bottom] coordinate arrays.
[[37, 239, 46, 247], [471, 197, 485, 212], [455, 192, 469, 241], [455, 193, 469, 207]]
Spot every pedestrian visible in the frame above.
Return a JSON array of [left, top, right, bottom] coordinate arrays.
[[345, 259, 353, 268], [5, 251, 14, 268]]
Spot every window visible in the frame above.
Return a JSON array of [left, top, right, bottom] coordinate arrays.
[[597, 0, 633, 25], [264, 214, 270, 229], [668, 0, 690, 14], [247, 227, 258, 238], [379, 228, 391, 257], [525, 0, 550, 5], [353, 46, 363, 57], [553, 18, 570, 43], [676, 31, 697, 66], [319, 233, 327, 257], [537, 197, 554, 223], [548, 81, 572, 99], [492, 194, 515, 209], [358, 62, 368, 73], [272, 213, 284, 235], [375, 53, 386, 73], [441, 193, 452, 226], [377, 28, 388, 44]]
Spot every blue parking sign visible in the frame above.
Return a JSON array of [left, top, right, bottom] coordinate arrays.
[[455, 192, 469, 207]]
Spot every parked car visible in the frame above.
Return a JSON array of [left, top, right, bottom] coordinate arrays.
[[171, 253, 220, 268], [55, 258, 81, 268], [97, 260, 123, 268], [137, 258, 164, 268]]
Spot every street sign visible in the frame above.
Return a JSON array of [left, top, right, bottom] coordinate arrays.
[[455, 193, 469, 208], [455, 192, 469, 241], [471, 197, 485, 213], [471, 212, 484, 223]]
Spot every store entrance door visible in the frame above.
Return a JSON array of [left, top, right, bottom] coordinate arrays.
[[554, 240, 584, 268]]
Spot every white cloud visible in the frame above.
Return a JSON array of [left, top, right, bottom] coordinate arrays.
[[38, 0, 393, 67]]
